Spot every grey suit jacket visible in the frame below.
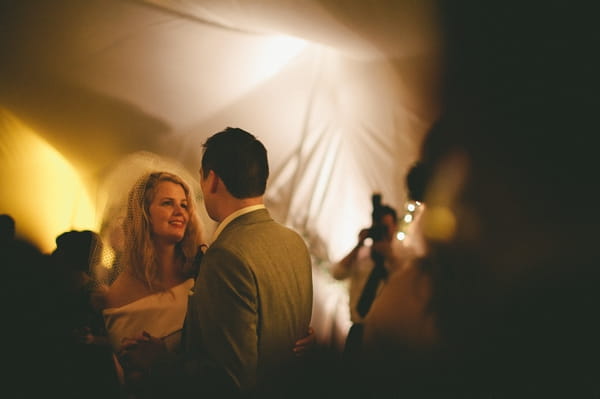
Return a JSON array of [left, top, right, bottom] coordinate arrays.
[[184, 208, 313, 395]]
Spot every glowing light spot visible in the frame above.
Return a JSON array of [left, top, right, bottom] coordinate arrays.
[[423, 206, 456, 242], [404, 214, 413, 223], [101, 246, 115, 269], [396, 231, 406, 241], [407, 203, 416, 212], [249, 35, 307, 82]]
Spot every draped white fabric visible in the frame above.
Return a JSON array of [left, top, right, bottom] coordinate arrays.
[[0, 0, 439, 260]]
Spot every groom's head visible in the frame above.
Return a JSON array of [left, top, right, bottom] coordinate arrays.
[[200, 127, 269, 199]]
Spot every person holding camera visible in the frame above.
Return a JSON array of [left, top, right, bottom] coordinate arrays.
[[331, 199, 405, 326], [330, 197, 407, 389]]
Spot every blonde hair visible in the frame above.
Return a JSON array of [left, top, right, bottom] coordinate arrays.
[[122, 171, 202, 291]]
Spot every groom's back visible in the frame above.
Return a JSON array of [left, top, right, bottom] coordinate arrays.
[[189, 209, 313, 396]]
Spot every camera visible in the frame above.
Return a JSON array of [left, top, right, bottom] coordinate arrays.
[[367, 224, 387, 241], [367, 193, 387, 241]]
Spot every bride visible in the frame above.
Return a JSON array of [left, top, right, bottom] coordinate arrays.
[[102, 171, 201, 354], [100, 171, 202, 393]]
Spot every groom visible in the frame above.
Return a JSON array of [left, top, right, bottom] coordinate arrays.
[[121, 127, 313, 398]]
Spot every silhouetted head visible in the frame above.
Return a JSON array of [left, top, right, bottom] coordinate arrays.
[[0, 214, 15, 242], [53, 230, 102, 274]]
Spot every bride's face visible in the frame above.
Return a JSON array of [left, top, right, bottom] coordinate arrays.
[[148, 181, 189, 244]]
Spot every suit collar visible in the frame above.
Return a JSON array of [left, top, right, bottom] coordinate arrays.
[[210, 204, 266, 243]]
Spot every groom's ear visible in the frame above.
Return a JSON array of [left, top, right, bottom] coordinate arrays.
[[208, 170, 220, 193]]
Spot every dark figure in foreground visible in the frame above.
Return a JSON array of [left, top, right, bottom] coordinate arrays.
[[51, 230, 122, 399], [354, 2, 600, 398]]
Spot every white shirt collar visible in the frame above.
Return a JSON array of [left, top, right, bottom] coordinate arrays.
[[210, 204, 266, 243]]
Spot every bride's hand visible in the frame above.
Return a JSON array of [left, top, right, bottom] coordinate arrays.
[[118, 331, 166, 373], [293, 326, 316, 357]]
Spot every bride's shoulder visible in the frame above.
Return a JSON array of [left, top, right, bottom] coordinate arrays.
[[103, 272, 149, 309]]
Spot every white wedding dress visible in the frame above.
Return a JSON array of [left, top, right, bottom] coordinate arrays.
[[102, 278, 194, 352]]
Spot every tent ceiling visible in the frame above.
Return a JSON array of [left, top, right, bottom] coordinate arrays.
[[1, 0, 440, 260]]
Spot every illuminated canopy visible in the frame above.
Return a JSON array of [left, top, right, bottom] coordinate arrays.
[[0, 0, 440, 260]]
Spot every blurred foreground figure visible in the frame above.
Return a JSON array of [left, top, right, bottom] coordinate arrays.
[[359, 2, 600, 398], [0, 214, 15, 242], [51, 230, 121, 398]]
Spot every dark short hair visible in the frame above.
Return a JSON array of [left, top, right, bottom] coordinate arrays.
[[201, 127, 269, 198], [53, 230, 102, 273], [0, 214, 15, 240], [406, 161, 430, 203]]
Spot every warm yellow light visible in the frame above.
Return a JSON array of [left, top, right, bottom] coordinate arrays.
[[0, 109, 97, 253], [423, 205, 456, 242]]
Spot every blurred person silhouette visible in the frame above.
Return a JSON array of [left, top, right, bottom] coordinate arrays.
[[51, 230, 108, 337], [0, 213, 15, 243], [50, 229, 122, 398], [356, 1, 600, 397], [2, 228, 74, 397], [402, 157, 434, 260], [353, 129, 441, 398], [396, 119, 447, 262], [118, 128, 314, 398]]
